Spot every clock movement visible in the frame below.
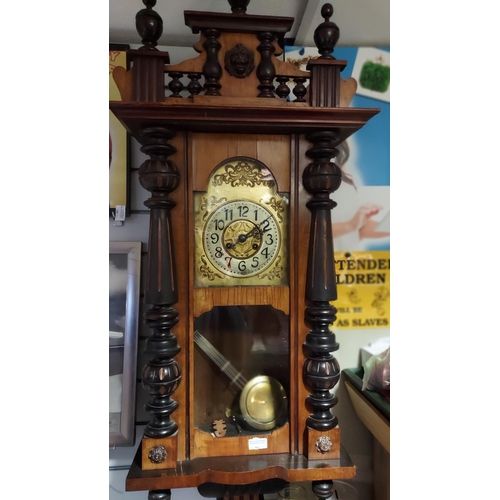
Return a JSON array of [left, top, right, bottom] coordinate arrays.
[[109, 1, 380, 499]]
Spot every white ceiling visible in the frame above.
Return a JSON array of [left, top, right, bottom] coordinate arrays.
[[109, 0, 389, 49]]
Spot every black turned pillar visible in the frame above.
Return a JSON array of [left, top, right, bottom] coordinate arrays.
[[302, 130, 344, 494], [256, 31, 276, 97], [138, 126, 182, 440], [312, 480, 334, 500], [148, 490, 171, 500], [202, 28, 222, 96], [302, 130, 341, 431]]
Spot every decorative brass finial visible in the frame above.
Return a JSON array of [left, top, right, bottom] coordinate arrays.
[[313, 3, 340, 59], [228, 0, 250, 14], [136, 0, 163, 49]]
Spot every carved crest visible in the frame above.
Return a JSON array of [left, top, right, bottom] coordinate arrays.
[[212, 160, 274, 188], [224, 44, 255, 78]]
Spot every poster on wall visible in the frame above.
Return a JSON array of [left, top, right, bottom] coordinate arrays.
[[109, 44, 130, 219], [285, 46, 390, 329]]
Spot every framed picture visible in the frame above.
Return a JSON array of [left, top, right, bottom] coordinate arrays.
[[109, 241, 141, 447], [109, 43, 131, 219]]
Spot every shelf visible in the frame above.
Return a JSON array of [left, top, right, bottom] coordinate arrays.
[[126, 448, 356, 492], [343, 371, 390, 454], [343, 368, 390, 421]]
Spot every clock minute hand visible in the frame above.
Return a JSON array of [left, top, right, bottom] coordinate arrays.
[[238, 215, 272, 242], [227, 215, 272, 249]]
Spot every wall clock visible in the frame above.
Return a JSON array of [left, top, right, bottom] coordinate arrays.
[[109, 1, 380, 499]]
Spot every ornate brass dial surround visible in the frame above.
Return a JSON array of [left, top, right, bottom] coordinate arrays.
[[194, 157, 289, 287]]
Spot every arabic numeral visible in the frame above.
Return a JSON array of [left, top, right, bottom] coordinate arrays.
[[262, 219, 271, 232], [210, 233, 219, 245], [265, 233, 273, 245], [238, 205, 249, 217], [224, 208, 233, 221], [251, 256, 259, 268], [215, 247, 223, 258], [238, 260, 246, 272], [261, 247, 269, 259]]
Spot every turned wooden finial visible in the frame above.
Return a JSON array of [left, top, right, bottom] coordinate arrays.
[[136, 0, 163, 49], [228, 0, 250, 14], [313, 3, 340, 58]]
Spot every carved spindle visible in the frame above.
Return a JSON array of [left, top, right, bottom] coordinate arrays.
[[202, 29, 222, 96], [302, 130, 343, 431], [138, 126, 182, 439], [228, 0, 250, 13], [135, 0, 163, 49], [187, 73, 203, 96], [131, 0, 169, 102], [256, 32, 276, 98], [307, 4, 345, 107], [275, 76, 290, 99], [292, 77, 307, 102], [148, 490, 171, 500], [312, 480, 334, 500], [168, 72, 184, 97]]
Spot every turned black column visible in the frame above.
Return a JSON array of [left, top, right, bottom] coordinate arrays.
[[312, 480, 334, 500], [302, 130, 342, 431], [148, 491, 171, 500], [138, 126, 182, 439], [256, 31, 276, 98], [202, 28, 222, 96]]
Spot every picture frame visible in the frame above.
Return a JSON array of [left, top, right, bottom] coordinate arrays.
[[109, 43, 131, 219], [109, 241, 141, 447]]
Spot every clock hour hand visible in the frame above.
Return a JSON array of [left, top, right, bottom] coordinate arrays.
[[226, 226, 261, 249], [238, 216, 272, 242], [238, 227, 261, 242], [226, 214, 272, 250]]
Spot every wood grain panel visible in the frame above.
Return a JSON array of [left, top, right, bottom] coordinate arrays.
[[193, 423, 290, 458], [257, 135, 291, 192], [193, 287, 289, 317], [168, 132, 189, 460], [190, 133, 290, 192]]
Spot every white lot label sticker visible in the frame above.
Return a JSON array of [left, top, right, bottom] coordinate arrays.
[[248, 437, 268, 450]]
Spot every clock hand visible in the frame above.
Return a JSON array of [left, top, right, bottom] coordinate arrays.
[[226, 226, 261, 249], [226, 215, 272, 249], [237, 227, 261, 243], [236, 216, 272, 243]]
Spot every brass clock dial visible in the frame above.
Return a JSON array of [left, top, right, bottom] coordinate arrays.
[[194, 156, 289, 287], [203, 200, 281, 278]]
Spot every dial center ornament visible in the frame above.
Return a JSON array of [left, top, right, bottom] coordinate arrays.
[[204, 200, 280, 277]]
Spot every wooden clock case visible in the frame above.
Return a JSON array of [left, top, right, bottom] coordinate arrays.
[[109, 1, 380, 499]]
